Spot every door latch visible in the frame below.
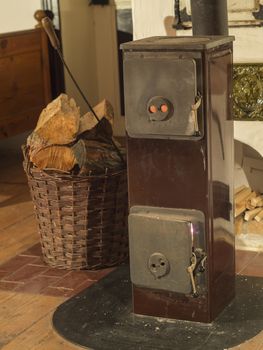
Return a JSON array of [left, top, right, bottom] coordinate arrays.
[[187, 250, 207, 297], [190, 92, 202, 135], [187, 252, 198, 297]]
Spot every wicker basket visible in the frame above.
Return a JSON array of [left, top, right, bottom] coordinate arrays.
[[24, 159, 128, 270]]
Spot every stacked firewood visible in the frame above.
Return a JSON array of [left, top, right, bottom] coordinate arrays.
[[235, 185, 263, 234], [26, 94, 125, 175]]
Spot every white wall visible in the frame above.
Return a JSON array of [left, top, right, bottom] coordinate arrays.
[[60, 0, 99, 115], [115, 0, 131, 10], [60, 0, 124, 135], [132, 0, 174, 39], [93, 3, 124, 136], [132, 0, 263, 63], [0, 0, 41, 34]]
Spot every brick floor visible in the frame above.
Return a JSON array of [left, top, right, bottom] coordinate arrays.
[[0, 243, 262, 300], [0, 243, 115, 298]]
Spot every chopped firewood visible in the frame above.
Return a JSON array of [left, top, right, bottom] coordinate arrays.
[[234, 185, 247, 195], [235, 203, 246, 218], [255, 209, 263, 222], [235, 187, 251, 206], [251, 195, 263, 207], [31, 145, 76, 171], [30, 139, 124, 173], [246, 192, 257, 210], [234, 186, 263, 235], [26, 95, 125, 175], [234, 187, 252, 217], [27, 94, 80, 165], [32, 93, 79, 144], [72, 139, 87, 169], [235, 216, 244, 235], [78, 99, 114, 136], [30, 139, 86, 172], [244, 208, 262, 222], [79, 140, 125, 175], [246, 202, 255, 210]]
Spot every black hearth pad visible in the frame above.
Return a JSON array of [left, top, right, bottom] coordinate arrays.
[[53, 266, 263, 350]]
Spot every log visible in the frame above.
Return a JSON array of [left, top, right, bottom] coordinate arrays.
[[235, 203, 246, 218], [244, 207, 262, 222], [30, 139, 86, 172], [31, 145, 76, 171], [251, 195, 263, 207], [27, 94, 80, 161], [246, 202, 256, 210], [79, 140, 125, 175], [30, 139, 124, 173], [255, 209, 263, 222], [78, 99, 114, 137], [234, 185, 247, 195], [245, 191, 257, 210], [234, 187, 251, 205], [234, 187, 252, 217], [34, 93, 80, 144], [26, 95, 124, 174]]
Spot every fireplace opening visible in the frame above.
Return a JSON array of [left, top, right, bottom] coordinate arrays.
[[235, 140, 263, 250]]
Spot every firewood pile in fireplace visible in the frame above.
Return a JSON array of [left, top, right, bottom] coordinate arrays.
[[235, 185, 263, 235]]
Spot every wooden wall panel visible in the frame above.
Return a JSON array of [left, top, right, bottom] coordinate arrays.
[[0, 28, 51, 139]]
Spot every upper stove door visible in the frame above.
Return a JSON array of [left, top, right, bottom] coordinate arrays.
[[124, 53, 203, 140]]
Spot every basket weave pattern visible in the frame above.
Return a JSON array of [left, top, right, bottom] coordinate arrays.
[[25, 164, 128, 270]]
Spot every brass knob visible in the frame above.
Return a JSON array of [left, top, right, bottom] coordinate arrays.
[[34, 10, 47, 28]]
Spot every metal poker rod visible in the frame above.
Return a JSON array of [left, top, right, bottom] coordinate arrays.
[[41, 17, 125, 164]]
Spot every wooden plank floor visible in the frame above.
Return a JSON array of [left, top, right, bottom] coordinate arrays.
[[1, 312, 81, 350], [0, 135, 262, 349], [0, 293, 84, 350], [0, 136, 85, 349], [0, 134, 39, 264]]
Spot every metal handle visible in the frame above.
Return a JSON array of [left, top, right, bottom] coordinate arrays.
[[42, 17, 60, 50], [187, 252, 198, 297], [41, 17, 125, 165], [191, 92, 202, 135]]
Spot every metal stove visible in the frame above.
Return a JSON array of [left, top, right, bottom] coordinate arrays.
[[121, 36, 235, 323]]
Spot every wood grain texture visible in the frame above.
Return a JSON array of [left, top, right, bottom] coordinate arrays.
[[0, 141, 39, 264], [0, 291, 65, 348], [229, 331, 263, 350], [255, 209, 263, 222], [244, 208, 262, 222], [0, 28, 51, 139], [0, 215, 39, 264], [1, 313, 81, 350], [0, 191, 33, 228]]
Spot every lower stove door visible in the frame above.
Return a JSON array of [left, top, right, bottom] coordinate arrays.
[[128, 206, 205, 294]]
